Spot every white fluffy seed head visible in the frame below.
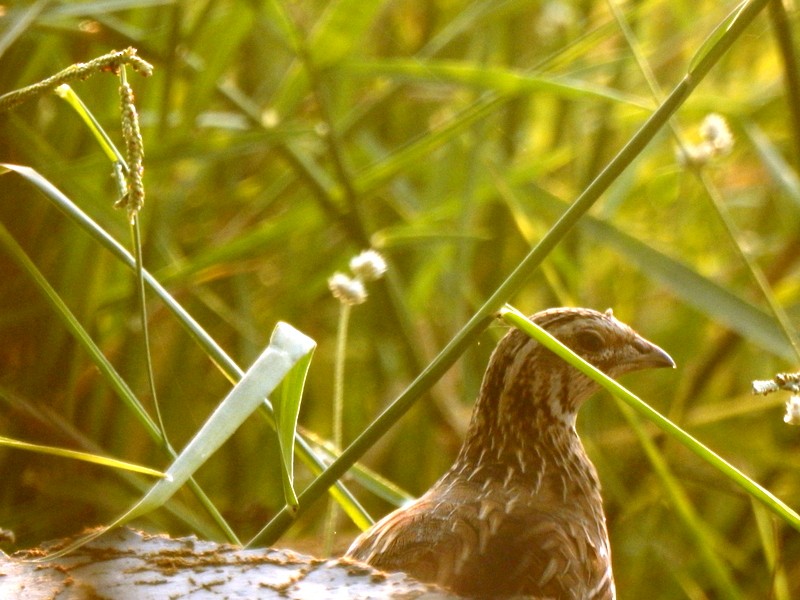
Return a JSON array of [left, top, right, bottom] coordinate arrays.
[[349, 249, 387, 282], [700, 113, 734, 154], [328, 272, 367, 305], [784, 395, 800, 426]]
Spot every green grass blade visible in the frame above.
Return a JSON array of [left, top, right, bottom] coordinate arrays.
[[688, 1, 750, 74], [44, 1, 175, 17], [744, 122, 800, 209], [251, 0, 773, 547], [128, 322, 314, 519], [308, 0, 386, 68], [1, 163, 372, 529], [354, 94, 508, 195], [312, 465, 373, 532], [0, 387, 220, 539], [612, 401, 742, 600], [343, 59, 651, 108], [0, 209, 237, 541], [519, 189, 795, 360], [179, 5, 255, 134], [0, 436, 166, 478], [752, 500, 792, 600], [275, 346, 316, 512], [1, 164, 244, 541], [306, 434, 414, 508], [0, 216, 159, 439], [54, 84, 123, 165], [36, 322, 316, 560], [0, 0, 48, 57], [500, 305, 800, 534], [270, 0, 385, 115], [582, 217, 795, 360]]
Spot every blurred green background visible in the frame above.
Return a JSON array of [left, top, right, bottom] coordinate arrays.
[[1, 0, 798, 597]]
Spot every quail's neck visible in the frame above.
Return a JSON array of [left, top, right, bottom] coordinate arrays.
[[456, 415, 597, 487], [445, 365, 604, 510]]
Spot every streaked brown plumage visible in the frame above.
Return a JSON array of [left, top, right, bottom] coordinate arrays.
[[346, 307, 674, 599]]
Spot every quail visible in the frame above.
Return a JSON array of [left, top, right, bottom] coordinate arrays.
[[346, 307, 674, 599]]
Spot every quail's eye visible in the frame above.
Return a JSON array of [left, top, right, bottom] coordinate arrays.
[[576, 330, 604, 353]]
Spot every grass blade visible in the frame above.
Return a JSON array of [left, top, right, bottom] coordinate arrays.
[[132, 322, 314, 517], [343, 59, 651, 108], [275, 346, 315, 512], [251, 0, 773, 546], [37, 322, 315, 560], [519, 188, 795, 360], [0, 436, 165, 478], [1, 163, 373, 529], [500, 305, 800, 534]]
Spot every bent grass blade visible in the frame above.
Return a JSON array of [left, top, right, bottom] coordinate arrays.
[[34, 322, 316, 560]]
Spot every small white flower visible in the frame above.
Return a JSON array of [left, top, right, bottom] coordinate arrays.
[[328, 272, 367, 305], [700, 113, 734, 154], [784, 395, 800, 426], [349, 250, 387, 282], [752, 379, 778, 395], [676, 143, 713, 169], [678, 114, 735, 170]]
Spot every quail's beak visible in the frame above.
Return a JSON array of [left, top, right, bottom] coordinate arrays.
[[628, 337, 676, 371]]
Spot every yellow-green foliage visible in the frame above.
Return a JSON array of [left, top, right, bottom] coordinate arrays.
[[0, 1, 798, 597]]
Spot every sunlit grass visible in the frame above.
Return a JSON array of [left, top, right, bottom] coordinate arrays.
[[0, 0, 798, 597]]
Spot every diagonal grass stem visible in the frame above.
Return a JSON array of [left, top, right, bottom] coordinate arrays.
[[250, 0, 772, 547]]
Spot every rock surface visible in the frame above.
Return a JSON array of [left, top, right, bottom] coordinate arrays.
[[0, 527, 459, 599]]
